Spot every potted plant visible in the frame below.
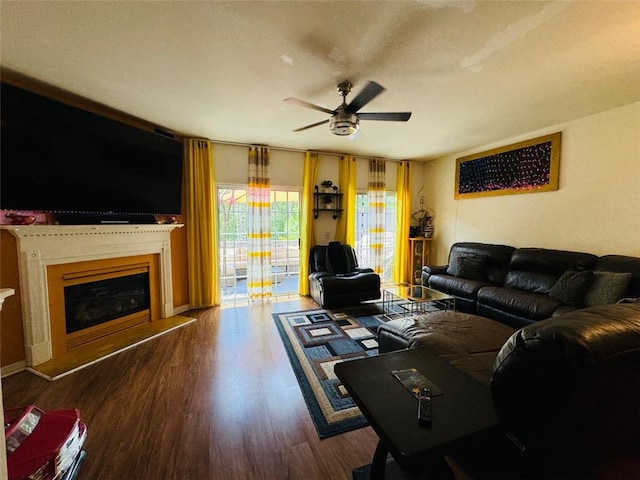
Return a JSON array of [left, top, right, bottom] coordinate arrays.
[[320, 180, 334, 193]]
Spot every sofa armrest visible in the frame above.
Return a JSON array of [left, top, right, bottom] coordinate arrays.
[[355, 267, 375, 274], [491, 303, 640, 464], [422, 264, 448, 275], [309, 271, 332, 281]]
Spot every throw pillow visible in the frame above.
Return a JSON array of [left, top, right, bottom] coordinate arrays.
[[549, 270, 594, 306], [583, 271, 633, 307], [452, 254, 487, 281]]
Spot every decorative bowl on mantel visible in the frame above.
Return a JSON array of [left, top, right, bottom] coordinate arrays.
[[5, 213, 38, 225]]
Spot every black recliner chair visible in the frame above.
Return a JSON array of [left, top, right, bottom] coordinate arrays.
[[308, 242, 381, 309]]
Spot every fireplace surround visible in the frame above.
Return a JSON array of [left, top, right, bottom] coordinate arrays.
[[1, 224, 182, 367]]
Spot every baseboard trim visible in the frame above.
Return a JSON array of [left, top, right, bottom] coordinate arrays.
[[1, 361, 26, 379]]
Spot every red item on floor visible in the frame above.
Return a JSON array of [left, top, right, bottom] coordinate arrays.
[[4, 405, 87, 480]]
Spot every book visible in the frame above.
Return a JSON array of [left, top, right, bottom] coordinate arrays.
[[391, 368, 444, 398]]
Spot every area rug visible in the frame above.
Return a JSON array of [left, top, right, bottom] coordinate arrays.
[[273, 303, 386, 438]]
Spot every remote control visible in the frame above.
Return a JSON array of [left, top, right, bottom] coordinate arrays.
[[418, 387, 432, 427]]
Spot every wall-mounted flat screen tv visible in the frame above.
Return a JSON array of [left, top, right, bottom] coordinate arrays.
[[1, 82, 184, 222]]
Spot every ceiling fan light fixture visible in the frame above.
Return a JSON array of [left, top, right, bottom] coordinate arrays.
[[286, 80, 410, 135], [330, 112, 359, 136]]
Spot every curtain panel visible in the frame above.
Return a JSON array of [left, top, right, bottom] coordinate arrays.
[[298, 151, 319, 295], [335, 155, 356, 246], [247, 146, 272, 300], [185, 138, 220, 307], [393, 161, 412, 285], [368, 158, 386, 274]]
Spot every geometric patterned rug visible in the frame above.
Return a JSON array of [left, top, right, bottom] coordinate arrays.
[[272, 303, 387, 438]]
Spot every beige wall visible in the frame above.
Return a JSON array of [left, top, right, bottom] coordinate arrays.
[[423, 102, 640, 264]]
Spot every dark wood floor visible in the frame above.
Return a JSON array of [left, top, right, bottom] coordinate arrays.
[[2, 297, 380, 480]]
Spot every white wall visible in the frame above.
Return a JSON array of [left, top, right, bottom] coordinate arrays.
[[423, 102, 640, 264]]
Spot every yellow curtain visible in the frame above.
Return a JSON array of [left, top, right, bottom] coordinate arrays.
[[393, 161, 411, 285], [185, 138, 220, 306], [298, 151, 319, 295], [335, 155, 356, 246]]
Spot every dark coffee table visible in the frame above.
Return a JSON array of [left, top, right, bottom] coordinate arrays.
[[334, 348, 501, 479]]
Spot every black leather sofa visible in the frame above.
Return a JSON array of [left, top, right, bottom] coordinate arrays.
[[308, 242, 380, 309], [377, 302, 640, 478], [422, 242, 640, 328]]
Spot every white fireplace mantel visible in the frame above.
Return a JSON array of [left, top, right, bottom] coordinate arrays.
[[1, 224, 183, 366]]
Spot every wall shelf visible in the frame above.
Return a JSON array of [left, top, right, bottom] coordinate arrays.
[[313, 185, 343, 219]]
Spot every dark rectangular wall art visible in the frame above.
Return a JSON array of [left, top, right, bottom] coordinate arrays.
[[455, 132, 561, 199]]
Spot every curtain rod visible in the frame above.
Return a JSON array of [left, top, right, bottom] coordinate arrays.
[[207, 138, 419, 164]]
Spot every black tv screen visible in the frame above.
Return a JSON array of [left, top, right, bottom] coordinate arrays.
[[1, 83, 184, 220]]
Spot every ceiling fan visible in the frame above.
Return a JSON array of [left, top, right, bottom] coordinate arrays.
[[284, 81, 411, 136]]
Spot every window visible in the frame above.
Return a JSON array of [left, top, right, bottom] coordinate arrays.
[[355, 192, 397, 284]]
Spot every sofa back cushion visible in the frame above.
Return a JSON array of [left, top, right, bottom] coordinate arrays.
[[309, 245, 328, 273], [309, 243, 360, 275], [504, 248, 597, 294], [446, 242, 515, 285], [326, 242, 354, 274]]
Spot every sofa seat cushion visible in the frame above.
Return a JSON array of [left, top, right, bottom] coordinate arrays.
[[448, 351, 503, 386], [428, 274, 493, 300], [377, 311, 516, 384], [477, 286, 563, 321]]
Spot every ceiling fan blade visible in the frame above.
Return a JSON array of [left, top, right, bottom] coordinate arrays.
[[345, 81, 385, 114], [283, 97, 336, 115], [293, 119, 330, 132], [358, 112, 412, 122]]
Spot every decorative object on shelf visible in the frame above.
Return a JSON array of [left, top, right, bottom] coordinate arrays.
[[455, 132, 561, 199], [320, 179, 334, 193], [5, 212, 38, 225], [411, 193, 435, 238], [408, 237, 431, 285], [423, 221, 435, 239], [314, 184, 342, 219], [322, 194, 335, 210]]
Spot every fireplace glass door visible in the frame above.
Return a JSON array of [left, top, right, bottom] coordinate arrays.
[[64, 272, 151, 334]]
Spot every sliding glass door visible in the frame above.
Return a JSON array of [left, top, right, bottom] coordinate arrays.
[[217, 186, 300, 302]]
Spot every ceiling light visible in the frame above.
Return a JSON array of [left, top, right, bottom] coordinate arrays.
[[330, 112, 359, 136]]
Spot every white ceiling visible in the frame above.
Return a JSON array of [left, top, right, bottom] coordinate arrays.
[[1, 1, 639, 161]]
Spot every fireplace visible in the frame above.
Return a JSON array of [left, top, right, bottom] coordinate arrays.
[[46, 254, 163, 355], [1, 224, 181, 366]]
